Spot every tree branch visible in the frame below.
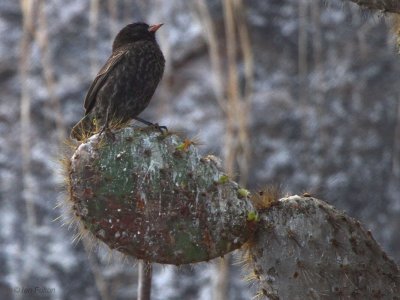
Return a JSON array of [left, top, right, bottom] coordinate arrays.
[[138, 260, 152, 300]]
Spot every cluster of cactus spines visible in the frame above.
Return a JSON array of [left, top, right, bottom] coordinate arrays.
[[242, 195, 400, 299], [67, 126, 257, 265]]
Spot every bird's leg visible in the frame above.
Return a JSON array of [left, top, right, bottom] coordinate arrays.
[[98, 105, 115, 139], [133, 116, 168, 133]]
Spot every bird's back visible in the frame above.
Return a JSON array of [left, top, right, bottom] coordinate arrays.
[[70, 23, 166, 141], [91, 40, 165, 126]]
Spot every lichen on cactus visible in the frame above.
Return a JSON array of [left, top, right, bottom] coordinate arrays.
[[67, 126, 257, 265]]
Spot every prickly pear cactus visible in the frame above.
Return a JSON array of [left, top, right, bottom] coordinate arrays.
[[243, 195, 400, 299], [67, 127, 257, 264]]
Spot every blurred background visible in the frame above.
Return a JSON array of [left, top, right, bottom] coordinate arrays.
[[0, 0, 399, 299]]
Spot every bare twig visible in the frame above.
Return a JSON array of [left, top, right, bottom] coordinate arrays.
[[89, 0, 100, 76], [36, 1, 65, 143], [234, 0, 254, 106], [194, 1, 255, 297], [193, 1, 254, 297], [107, 0, 118, 38], [19, 0, 37, 229], [82, 239, 111, 300], [193, 0, 227, 112], [392, 92, 400, 177], [214, 256, 230, 300], [223, 0, 240, 177], [18, 0, 38, 287], [138, 260, 152, 300], [298, 0, 309, 105], [213, 3, 241, 299], [311, 1, 322, 70], [123, 0, 132, 23], [233, 0, 253, 184]]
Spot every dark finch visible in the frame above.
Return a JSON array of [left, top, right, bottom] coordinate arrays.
[[70, 22, 165, 140]]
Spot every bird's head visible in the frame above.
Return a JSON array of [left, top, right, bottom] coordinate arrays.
[[112, 22, 163, 51]]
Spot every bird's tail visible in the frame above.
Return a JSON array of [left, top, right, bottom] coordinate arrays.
[[70, 114, 97, 141]]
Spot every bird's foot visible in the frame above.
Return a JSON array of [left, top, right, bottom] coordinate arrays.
[[132, 116, 168, 134], [98, 124, 115, 141], [152, 123, 168, 135]]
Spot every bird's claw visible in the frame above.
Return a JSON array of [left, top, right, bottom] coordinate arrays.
[[98, 125, 115, 140], [153, 123, 168, 134]]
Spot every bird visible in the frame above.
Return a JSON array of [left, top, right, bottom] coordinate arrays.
[[70, 22, 165, 141]]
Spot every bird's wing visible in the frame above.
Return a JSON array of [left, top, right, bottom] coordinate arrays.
[[84, 47, 129, 114]]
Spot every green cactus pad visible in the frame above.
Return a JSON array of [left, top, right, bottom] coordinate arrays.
[[68, 127, 256, 264]]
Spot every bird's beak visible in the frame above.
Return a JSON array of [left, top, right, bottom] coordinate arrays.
[[148, 23, 163, 32]]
